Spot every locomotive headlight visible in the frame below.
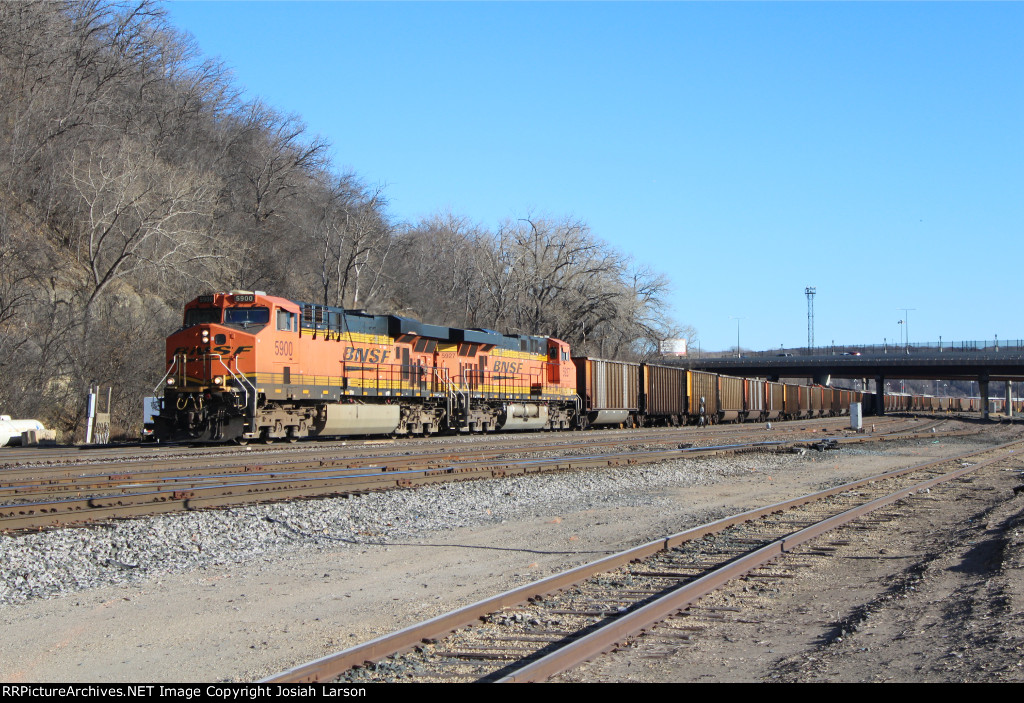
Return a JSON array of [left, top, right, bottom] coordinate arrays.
[[213, 376, 224, 385], [166, 377, 176, 386]]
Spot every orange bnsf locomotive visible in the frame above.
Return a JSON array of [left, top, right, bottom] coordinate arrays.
[[153, 291, 578, 442]]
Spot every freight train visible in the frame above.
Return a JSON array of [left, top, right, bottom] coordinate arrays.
[[151, 291, 973, 443]]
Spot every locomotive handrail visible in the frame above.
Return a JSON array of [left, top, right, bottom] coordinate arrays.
[[434, 367, 471, 429], [153, 353, 189, 394], [207, 353, 257, 425], [431, 366, 459, 427], [153, 356, 180, 394]]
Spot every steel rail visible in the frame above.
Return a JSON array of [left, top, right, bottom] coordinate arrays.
[[0, 426, 920, 503], [263, 437, 1020, 684], [495, 445, 1019, 682], [0, 426, 971, 532], [0, 417, 949, 497], [0, 416, 924, 511], [0, 415, 917, 474]]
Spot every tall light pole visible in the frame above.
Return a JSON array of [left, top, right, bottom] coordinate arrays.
[[730, 316, 744, 358], [897, 307, 915, 353], [805, 287, 816, 352]]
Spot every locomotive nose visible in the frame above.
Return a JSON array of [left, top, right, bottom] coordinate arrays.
[[164, 324, 242, 390]]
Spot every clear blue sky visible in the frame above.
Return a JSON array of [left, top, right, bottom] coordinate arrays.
[[164, 1, 1023, 353]]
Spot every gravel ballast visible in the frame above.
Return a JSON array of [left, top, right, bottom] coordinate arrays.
[[1, 452, 786, 606]]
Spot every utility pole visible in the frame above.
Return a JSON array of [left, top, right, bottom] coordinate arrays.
[[805, 287, 816, 352], [729, 316, 744, 358], [897, 307, 915, 353]]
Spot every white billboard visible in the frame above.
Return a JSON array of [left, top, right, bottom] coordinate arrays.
[[660, 339, 688, 356]]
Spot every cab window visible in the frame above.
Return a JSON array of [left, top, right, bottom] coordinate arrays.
[[276, 309, 297, 332], [224, 306, 270, 326], [185, 308, 221, 326]]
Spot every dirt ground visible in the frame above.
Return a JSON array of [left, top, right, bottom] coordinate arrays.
[[559, 428, 1024, 683], [2, 420, 1022, 683]]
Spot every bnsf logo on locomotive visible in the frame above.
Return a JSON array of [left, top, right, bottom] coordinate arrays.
[[493, 360, 523, 374], [342, 347, 392, 363]]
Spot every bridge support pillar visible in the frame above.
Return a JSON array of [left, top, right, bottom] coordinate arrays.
[[979, 375, 990, 420], [1006, 381, 1013, 418], [875, 375, 885, 415]]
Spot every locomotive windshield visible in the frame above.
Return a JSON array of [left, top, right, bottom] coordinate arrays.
[[184, 308, 221, 326], [224, 306, 270, 327]]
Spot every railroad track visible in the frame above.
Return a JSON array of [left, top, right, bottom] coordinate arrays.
[[0, 414, 918, 488], [0, 415, 910, 469], [263, 437, 1022, 683], [0, 418, 959, 533]]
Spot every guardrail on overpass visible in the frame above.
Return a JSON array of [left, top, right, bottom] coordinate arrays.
[[675, 351, 1024, 382], [693, 338, 1023, 360]]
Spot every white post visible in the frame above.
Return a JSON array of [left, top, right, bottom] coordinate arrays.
[[85, 387, 97, 444], [850, 402, 863, 431]]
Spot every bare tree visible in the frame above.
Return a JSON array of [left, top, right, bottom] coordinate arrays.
[[388, 212, 488, 326], [214, 101, 329, 290], [308, 173, 392, 309], [0, 215, 37, 352], [0, 2, 167, 198], [68, 136, 217, 316], [388, 211, 685, 359], [482, 216, 626, 338]]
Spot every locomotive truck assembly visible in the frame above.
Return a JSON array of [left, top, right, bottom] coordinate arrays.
[[151, 291, 993, 443]]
